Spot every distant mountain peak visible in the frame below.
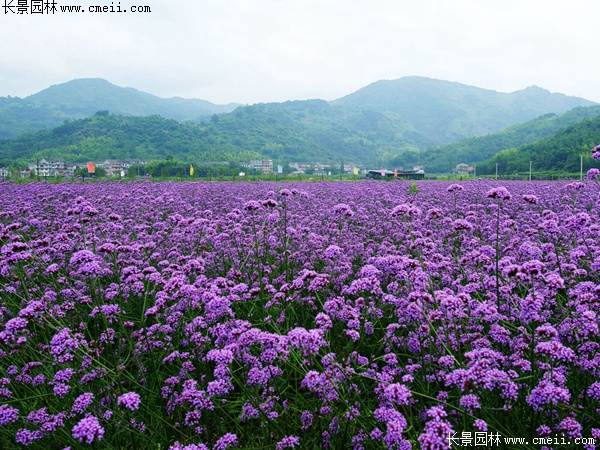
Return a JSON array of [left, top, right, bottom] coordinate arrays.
[[515, 85, 551, 94], [333, 76, 596, 145], [0, 78, 241, 139], [0, 76, 597, 159], [28, 78, 157, 102]]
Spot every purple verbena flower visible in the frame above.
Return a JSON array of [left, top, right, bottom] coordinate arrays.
[[333, 203, 354, 217], [0, 404, 19, 425], [15, 429, 45, 446], [558, 417, 583, 439], [418, 406, 454, 450], [72, 416, 105, 444], [276, 436, 300, 449], [170, 443, 209, 450], [486, 187, 511, 200], [382, 383, 412, 405], [447, 183, 463, 192], [117, 392, 141, 411], [213, 433, 238, 449], [72, 393, 95, 414], [527, 380, 571, 411]]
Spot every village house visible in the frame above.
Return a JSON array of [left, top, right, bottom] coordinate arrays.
[[455, 163, 471, 175], [241, 160, 273, 174], [101, 160, 126, 176], [343, 162, 358, 173], [288, 162, 312, 173], [68, 163, 88, 176], [23, 159, 151, 178], [289, 162, 358, 174], [28, 158, 68, 177], [122, 159, 149, 168]]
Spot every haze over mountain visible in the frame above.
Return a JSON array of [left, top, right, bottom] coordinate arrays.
[[0, 76, 598, 170], [333, 77, 596, 145], [0, 78, 241, 139], [400, 105, 600, 173]]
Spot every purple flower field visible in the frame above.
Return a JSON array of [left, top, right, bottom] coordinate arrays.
[[1, 178, 600, 449]]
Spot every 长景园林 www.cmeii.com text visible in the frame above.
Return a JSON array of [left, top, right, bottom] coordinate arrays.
[[3, 1, 152, 15]]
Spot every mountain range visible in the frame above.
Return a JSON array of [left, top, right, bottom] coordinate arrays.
[[0, 76, 599, 172], [333, 77, 595, 145], [0, 78, 241, 139]]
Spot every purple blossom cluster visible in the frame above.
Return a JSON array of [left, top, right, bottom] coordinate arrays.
[[71, 415, 104, 444], [1, 178, 600, 448], [117, 392, 141, 411]]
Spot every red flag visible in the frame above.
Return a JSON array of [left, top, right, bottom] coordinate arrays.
[[87, 162, 95, 174]]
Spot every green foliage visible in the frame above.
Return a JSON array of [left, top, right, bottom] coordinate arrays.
[[0, 79, 239, 139], [0, 114, 264, 164], [476, 113, 600, 175], [399, 106, 600, 173], [334, 78, 595, 146], [408, 181, 419, 196], [73, 165, 107, 178], [1, 77, 596, 168]]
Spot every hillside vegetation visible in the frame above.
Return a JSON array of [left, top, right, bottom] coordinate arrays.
[[410, 106, 600, 172], [334, 77, 594, 144], [476, 113, 600, 175], [0, 77, 598, 169], [0, 113, 263, 166], [0, 79, 240, 139]]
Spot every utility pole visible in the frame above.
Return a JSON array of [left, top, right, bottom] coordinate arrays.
[[580, 154, 583, 181], [529, 161, 532, 181], [495, 163, 498, 180]]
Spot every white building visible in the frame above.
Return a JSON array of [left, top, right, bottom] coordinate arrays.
[[248, 160, 273, 174], [28, 158, 67, 177]]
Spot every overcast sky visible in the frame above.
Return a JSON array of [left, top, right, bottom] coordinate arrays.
[[1, 0, 599, 105]]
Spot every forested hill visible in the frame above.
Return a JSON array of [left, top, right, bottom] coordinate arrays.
[[407, 105, 600, 173], [333, 77, 596, 144], [0, 113, 263, 165], [2, 77, 596, 145], [0, 79, 240, 139], [0, 104, 395, 165], [0, 77, 598, 168], [475, 113, 600, 175]]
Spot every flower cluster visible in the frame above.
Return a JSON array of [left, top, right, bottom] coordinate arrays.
[[72, 416, 104, 444], [118, 392, 141, 411], [1, 179, 600, 448]]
